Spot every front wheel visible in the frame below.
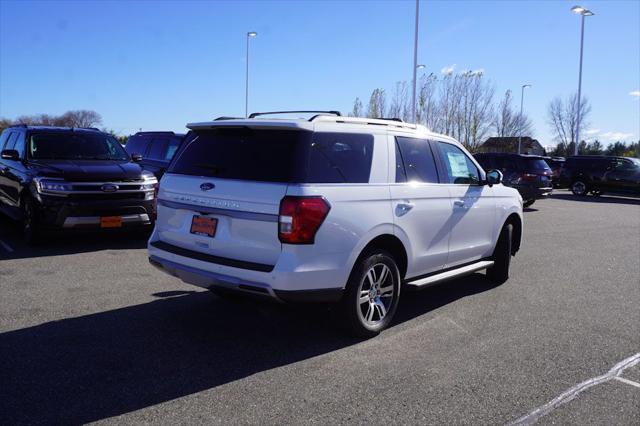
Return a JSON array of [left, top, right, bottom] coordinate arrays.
[[339, 250, 401, 338], [22, 196, 43, 246], [486, 223, 513, 285]]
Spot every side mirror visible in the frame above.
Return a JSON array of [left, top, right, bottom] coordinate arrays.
[[131, 153, 143, 162], [486, 169, 503, 186], [1, 149, 19, 160]]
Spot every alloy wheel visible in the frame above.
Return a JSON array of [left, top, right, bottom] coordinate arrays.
[[357, 263, 395, 326]]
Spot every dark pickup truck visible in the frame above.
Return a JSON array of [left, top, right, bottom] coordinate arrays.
[[0, 125, 158, 243]]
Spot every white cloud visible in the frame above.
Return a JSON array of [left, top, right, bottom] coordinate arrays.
[[630, 90, 640, 97], [600, 131, 634, 141], [441, 64, 456, 75], [584, 128, 600, 135]]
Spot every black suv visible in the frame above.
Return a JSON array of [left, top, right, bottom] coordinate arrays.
[[559, 155, 640, 196], [0, 125, 158, 243], [124, 131, 185, 179], [474, 153, 553, 207]]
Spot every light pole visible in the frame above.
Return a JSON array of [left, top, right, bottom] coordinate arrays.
[[518, 84, 531, 154], [571, 5, 594, 155], [411, 0, 420, 123], [245, 31, 257, 118]]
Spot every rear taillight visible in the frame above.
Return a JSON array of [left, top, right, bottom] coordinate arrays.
[[278, 196, 330, 244], [521, 173, 538, 181], [152, 183, 159, 220]]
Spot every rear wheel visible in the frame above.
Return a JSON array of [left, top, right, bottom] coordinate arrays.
[[339, 250, 401, 338], [571, 180, 588, 196], [486, 223, 513, 285]]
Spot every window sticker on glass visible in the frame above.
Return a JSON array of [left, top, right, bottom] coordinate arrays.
[[447, 152, 469, 178]]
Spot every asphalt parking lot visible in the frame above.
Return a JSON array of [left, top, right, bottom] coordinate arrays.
[[1, 190, 639, 425]]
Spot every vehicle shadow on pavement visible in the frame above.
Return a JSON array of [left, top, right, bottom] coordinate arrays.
[[0, 274, 494, 424], [0, 215, 150, 259], [551, 193, 640, 205]]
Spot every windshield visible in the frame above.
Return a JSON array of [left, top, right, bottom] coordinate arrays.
[[28, 132, 129, 161]]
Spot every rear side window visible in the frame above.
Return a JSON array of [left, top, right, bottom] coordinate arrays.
[[436, 142, 480, 185], [165, 138, 181, 161], [305, 132, 373, 183], [170, 128, 373, 183], [395, 137, 438, 183]]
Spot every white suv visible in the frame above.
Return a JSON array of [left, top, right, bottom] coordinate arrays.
[[148, 111, 523, 337]]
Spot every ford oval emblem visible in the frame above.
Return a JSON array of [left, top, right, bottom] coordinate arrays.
[[101, 183, 119, 193], [200, 182, 215, 191]]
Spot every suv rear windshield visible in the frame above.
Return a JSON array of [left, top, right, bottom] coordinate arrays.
[[524, 158, 551, 171], [28, 132, 129, 161], [169, 128, 374, 183]]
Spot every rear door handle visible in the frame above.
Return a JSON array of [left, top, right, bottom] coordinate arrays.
[[453, 200, 465, 207]]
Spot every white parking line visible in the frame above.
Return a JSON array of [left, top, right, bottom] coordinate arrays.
[[614, 376, 640, 389], [0, 239, 14, 253], [508, 352, 640, 426]]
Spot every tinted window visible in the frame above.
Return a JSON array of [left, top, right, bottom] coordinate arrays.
[[170, 129, 373, 183], [436, 142, 480, 185], [165, 138, 181, 161], [4, 132, 18, 150], [170, 128, 305, 183], [148, 138, 168, 160], [524, 158, 552, 171], [28, 132, 129, 160], [124, 136, 150, 156], [395, 137, 438, 183], [305, 132, 373, 183]]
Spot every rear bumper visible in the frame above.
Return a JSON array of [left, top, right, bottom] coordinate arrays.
[[149, 255, 344, 303], [514, 184, 553, 201]]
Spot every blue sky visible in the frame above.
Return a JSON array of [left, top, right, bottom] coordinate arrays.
[[1, 0, 638, 147]]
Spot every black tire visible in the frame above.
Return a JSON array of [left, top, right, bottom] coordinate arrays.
[[486, 223, 513, 285], [22, 196, 43, 246], [339, 250, 401, 338], [571, 180, 589, 196], [523, 199, 535, 208]]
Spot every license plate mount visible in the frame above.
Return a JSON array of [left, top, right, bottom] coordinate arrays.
[[100, 216, 123, 228], [190, 215, 218, 237]]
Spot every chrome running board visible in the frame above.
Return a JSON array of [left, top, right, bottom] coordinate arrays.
[[405, 260, 494, 288]]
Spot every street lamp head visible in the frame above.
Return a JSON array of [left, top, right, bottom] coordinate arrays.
[[416, 64, 426, 69], [571, 5, 594, 16], [247, 31, 257, 37], [523, 84, 532, 89]]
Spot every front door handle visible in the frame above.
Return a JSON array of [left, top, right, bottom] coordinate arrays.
[[396, 201, 414, 216]]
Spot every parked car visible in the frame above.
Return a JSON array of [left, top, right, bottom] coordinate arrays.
[[473, 153, 553, 208], [559, 155, 640, 196], [542, 156, 565, 188], [147, 111, 523, 337], [0, 125, 158, 244], [124, 131, 185, 179]]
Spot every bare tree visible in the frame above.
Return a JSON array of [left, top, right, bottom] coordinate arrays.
[[493, 89, 533, 137], [58, 110, 103, 128], [388, 81, 411, 121], [366, 88, 387, 119], [350, 97, 364, 117], [416, 73, 439, 128], [547, 93, 591, 145]]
